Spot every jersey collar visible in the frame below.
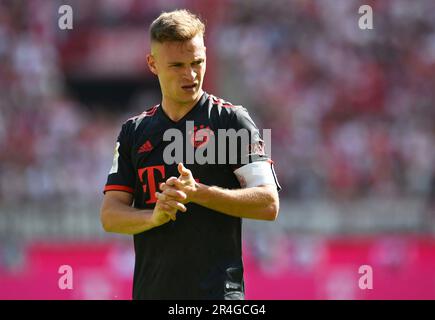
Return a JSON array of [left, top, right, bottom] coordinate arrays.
[[158, 92, 208, 126]]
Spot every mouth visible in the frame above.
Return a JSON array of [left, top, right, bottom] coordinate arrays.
[[181, 83, 198, 91]]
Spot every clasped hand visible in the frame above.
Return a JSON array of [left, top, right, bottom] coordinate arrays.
[[152, 163, 197, 224]]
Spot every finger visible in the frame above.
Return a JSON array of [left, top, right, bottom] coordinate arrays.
[[172, 179, 186, 189], [163, 188, 187, 200], [165, 177, 178, 186], [178, 163, 191, 176], [166, 177, 186, 191], [165, 200, 187, 212], [166, 211, 176, 221], [159, 203, 172, 212], [155, 192, 167, 201], [157, 189, 185, 202], [157, 203, 176, 220], [160, 182, 178, 192]]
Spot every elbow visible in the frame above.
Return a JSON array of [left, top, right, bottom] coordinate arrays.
[[259, 186, 280, 221], [100, 208, 113, 232], [265, 200, 279, 221], [264, 191, 279, 221]]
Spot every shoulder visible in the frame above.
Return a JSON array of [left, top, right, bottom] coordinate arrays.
[[206, 93, 249, 122], [115, 104, 159, 145], [206, 93, 259, 129], [207, 93, 245, 112], [122, 104, 160, 131]]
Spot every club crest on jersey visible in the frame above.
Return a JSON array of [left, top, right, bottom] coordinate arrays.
[[162, 121, 272, 165], [189, 125, 214, 148]]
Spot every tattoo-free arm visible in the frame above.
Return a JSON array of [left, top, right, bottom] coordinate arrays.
[[100, 191, 185, 235], [190, 183, 279, 220]]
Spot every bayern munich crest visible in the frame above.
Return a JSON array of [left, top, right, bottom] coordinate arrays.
[[189, 125, 214, 148]]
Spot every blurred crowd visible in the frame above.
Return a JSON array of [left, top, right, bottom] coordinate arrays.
[[217, 0, 435, 201], [0, 0, 119, 204], [0, 0, 434, 209]]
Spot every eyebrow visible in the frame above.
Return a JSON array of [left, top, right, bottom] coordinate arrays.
[[168, 58, 205, 66]]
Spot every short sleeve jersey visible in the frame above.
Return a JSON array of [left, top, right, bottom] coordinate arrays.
[[104, 92, 280, 299]]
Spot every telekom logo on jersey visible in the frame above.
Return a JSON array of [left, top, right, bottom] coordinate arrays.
[[138, 165, 164, 204], [137, 165, 200, 204]]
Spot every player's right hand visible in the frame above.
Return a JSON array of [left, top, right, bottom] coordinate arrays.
[[151, 191, 187, 226], [151, 201, 176, 226], [155, 188, 188, 206], [159, 163, 197, 203]]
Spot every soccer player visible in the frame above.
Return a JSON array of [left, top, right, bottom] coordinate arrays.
[[100, 9, 281, 300]]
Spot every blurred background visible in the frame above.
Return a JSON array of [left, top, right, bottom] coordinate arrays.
[[0, 0, 434, 299]]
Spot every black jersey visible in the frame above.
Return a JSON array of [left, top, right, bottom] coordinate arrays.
[[104, 92, 280, 299]]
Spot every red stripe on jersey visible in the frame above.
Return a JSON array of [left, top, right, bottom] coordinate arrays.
[[208, 95, 239, 108], [104, 185, 134, 194], [145, 105, 158, 116], [128, 105, 158, 121]]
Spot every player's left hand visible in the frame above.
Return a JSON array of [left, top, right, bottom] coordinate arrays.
[[159, 163, 198, 203]]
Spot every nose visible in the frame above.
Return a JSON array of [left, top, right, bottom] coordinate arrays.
[[183, 66, 196, 81]]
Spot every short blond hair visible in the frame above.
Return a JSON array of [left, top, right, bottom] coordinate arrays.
[[150, 9, 205, 43]]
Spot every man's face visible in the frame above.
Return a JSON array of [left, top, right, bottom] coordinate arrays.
[[147, 34, 206, 107]]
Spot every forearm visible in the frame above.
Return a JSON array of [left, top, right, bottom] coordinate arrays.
[[190, 184, 279, 220], [100, 199, 155, 235]]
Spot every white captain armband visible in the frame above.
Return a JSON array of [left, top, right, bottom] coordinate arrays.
[[233, 161, 281, 190]]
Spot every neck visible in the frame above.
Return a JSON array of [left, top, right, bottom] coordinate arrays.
[[161, 90, 203, 122]]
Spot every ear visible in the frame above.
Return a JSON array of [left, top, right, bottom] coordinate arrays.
[[146, 54, 158, 76]]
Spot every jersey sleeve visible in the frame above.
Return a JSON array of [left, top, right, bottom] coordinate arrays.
[[228, 107, 281, 191], [103, 122, 135, 194]]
